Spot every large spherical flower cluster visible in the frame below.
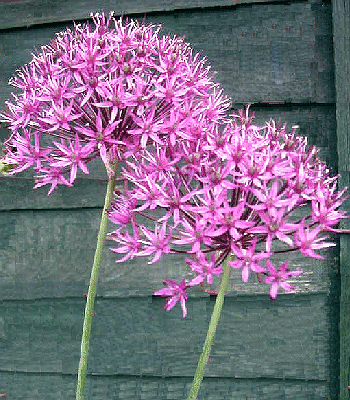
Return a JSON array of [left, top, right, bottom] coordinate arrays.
[[106, 106, 347, 317], [0, 12, 230, 194]]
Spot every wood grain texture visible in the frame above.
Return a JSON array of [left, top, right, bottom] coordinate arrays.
[[0, 205, 339, 300], [332, 0, 350, 398], [0, 371, 330, 400], [0, 295, 332, 395], [0, 2, 334, 108], [0, 1, 342, 399], [0, 0, 302, 31]]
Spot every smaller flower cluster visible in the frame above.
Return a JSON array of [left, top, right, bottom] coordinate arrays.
[[0, 12, 229, 194], [106, 106, 347, 317]]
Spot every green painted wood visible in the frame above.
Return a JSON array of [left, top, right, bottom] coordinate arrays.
[[0, 1, 342, 399], [0, 371, 330, 400], [0, 198, 338, 300], [0, 294, 333, 398], [332, 0, 350, 398], [0, 2, 334, 106], [0, 0, 304, 31]]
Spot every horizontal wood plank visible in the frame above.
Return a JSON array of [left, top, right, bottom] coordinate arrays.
[[0, 0, 304, 31], [0, 205, 338, 300], [0, 370, 330, 400], [0, 294, 332, 385]]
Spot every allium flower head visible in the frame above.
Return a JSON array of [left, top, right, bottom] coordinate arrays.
[[0, 12, 230, 194], [106, 105, 348, 316]]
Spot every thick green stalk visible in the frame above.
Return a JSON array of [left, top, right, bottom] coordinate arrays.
[[187, 255, 232, 400], [76, 163, 118, 400]]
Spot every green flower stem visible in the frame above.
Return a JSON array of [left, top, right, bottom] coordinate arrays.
[[187, 255, 232, 400], [76, 162, 118, 400]]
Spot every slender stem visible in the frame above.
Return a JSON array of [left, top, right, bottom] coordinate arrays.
[[187, 254, 232, 400], [76, 162, 118, 400]]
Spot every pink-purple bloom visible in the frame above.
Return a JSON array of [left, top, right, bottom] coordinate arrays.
[[106, 105, 347, 316], [0, 11, 347, 317], [294, 222, 335, 260], [0, 12, 230, 195], [186, 253, 223, 286], [154, 278, 190, 318], [230, 238, 270, 283], [264, 260, 303, 299]]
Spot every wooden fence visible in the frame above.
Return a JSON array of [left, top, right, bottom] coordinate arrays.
[[0, 0, 349, 399]]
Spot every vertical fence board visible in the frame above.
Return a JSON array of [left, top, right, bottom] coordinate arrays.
[[332, 0, 350, 398]]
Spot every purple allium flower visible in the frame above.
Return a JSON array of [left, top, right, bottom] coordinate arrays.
[[229, 237, 269, 283], [137, 223, 173, 264], [186, 253, 223, 286], [154, 278, 190, 318], [294, 221, 336, 260], [107, 222, 140, 264], [0, 12, 230, 195], [106, 104, 348, 316], [264, 260, 303, 299], [248, 207, 298, 252]]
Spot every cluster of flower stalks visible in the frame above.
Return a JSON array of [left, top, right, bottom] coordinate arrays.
[[0, 12, 347, 320], [0, 11, 348, 400]]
